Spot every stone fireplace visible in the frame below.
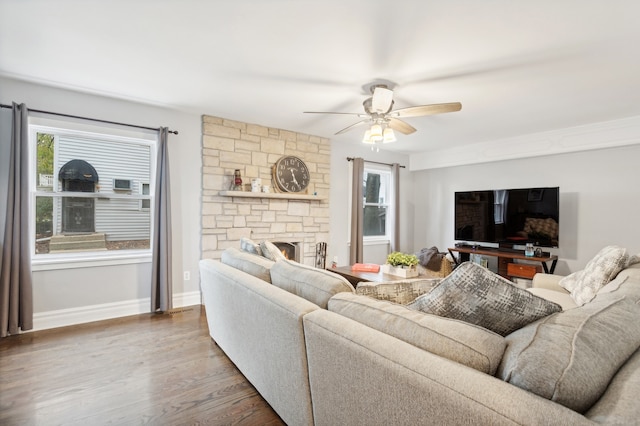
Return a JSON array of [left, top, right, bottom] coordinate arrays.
[[200, 115, 331, 266]]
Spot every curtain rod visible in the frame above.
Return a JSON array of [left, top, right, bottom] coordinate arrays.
[[0, 103, 178, 135], [346, 157, 406, 168]]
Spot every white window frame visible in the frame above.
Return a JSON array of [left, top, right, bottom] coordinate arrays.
[[362, 161, 396, 244], [29, 116, 157, 271]]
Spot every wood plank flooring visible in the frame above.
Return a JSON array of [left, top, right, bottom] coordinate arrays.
[[0, 305, 285, 426]]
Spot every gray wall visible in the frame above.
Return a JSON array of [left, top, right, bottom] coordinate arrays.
[[411, 144, 640, 275], [0, 77, 203, 316]]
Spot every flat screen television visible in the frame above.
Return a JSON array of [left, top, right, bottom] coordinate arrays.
[[454, 187, 559, 248]]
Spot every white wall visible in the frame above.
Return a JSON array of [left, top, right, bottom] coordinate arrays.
[[329, 142, 413, 266], [411, 144, 640, 275], [0, 77, 203, 329]]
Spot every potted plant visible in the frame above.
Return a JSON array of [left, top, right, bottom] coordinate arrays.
[[381, 252, 420, 278]]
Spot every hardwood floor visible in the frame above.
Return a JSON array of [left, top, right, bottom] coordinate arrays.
[[0, 305, 285, 426]]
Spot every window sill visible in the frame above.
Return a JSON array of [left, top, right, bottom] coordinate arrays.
[[32, 250, 152, 271], [362, 238, 390, 246]]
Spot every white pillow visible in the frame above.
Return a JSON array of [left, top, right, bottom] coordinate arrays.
[[260, 240, 287, 262], [559, 245, 636, 306]]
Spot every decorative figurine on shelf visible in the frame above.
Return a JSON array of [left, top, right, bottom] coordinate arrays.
[[233, 169, 243, 191], [525, 243, 534, 257]]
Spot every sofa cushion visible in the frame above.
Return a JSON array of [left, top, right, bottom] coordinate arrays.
[[526, 287, 578, 311], [559, 245, 637, 306], [498, 295, 640, 413], [260, 240, 287, 262], [596, 275, 640, 303], [408, 262, 561, 336], [220, 247, 274, 283], [356, 279, 441, 305], [329, 292, 506, 375], [270, 259, 354, 308], [239, 236, 262, 256]]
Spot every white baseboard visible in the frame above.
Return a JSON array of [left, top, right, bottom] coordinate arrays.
[[32, 291, 202, 332]]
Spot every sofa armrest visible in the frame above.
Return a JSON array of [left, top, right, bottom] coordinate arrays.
[[532, 273, 569, 293]]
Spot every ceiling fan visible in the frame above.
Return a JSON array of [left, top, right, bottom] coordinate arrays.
[[304, 84, 462, 143]]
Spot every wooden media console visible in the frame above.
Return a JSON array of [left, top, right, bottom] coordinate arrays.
[[448, 246, 558, 280]]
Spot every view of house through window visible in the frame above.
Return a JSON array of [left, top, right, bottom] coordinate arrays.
[[32, 125, 155, 257], [363, 167, 391, 238]]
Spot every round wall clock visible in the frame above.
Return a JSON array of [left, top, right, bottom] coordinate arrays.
[[273, 155, 310, 193]]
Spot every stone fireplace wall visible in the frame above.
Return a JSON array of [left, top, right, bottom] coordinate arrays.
[[201, 115, 331, 265]]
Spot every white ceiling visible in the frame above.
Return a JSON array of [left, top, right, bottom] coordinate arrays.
[[2, 1, 640, 154]]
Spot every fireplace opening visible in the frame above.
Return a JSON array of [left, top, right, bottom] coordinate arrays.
[[272, 242, 301, 262]]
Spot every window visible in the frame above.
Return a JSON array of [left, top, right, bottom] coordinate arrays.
[[140, 183, 150, 210], [30, 118, 156, 267], [363, 166, 392, 239]]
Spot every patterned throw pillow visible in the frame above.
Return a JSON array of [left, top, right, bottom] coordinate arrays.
[[559, 245, 636, 306], [408, 262, 561, 336], [239, 237, 262, 256], [260, 240, 287, 262], [356, 279, 441, 305]]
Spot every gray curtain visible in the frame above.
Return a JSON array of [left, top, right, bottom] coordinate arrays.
[[151, 127, 172, 312], [390, 163, 400, 252], [349, 157, 364, 264], [1, 103, 33, 337]]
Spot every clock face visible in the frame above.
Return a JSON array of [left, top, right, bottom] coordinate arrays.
[[274, 156, 310, 193]]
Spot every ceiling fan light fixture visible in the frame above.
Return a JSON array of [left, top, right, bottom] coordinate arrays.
[[370, 124, 383, 140], [362, 130, 374, 144], [383, 127, 396, 143]]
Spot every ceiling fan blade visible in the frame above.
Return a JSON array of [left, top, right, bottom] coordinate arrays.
[[304, 111, 364, 116], [335, 120, 370, 135], [371, 86, 394, 113], [391, 102, 462, 118], [387, 118, 416, 135]]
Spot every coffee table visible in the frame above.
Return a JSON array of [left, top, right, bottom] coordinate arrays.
[[329, 265, 424, 287]]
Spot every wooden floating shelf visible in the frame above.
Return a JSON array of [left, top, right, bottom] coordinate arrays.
[[219, 190, 327, 201]]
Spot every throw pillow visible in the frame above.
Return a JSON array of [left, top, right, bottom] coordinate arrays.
[[356, 279, 441, 305], [329, 292, 506, 375], [260, 240, 287, 262], [559, 245, 635, 306], [239, 236, 262, 256], [407, 262, 561, 336], [417, 246, 443, 271], [497, 295, 640, 413]]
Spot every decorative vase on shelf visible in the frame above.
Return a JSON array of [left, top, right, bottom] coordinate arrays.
[[525, 243, 534, 257], [233, 169, 243, 191]]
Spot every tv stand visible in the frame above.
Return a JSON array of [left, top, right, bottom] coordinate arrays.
[[448, 246, 558, 280]]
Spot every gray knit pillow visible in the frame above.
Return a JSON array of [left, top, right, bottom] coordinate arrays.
[[408, 262, 561, 336], [239, 236, 262, 256]]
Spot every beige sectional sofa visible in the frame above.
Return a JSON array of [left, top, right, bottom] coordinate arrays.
[[199, 247, 640, 425]]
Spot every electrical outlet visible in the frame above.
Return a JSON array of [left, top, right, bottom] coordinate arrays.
[[184, 271, 190, 281]]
